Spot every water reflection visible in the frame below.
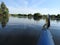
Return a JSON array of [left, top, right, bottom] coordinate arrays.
[[12, 15, 42, 21], [33, 17, 42, 21], [0, 15, 60, 45], [0, 15, 9, 28], [50, 18, 60, 22], [37, 30, 54, 45]]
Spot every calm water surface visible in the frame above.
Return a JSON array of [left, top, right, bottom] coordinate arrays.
[[0, 16, 60, 45]]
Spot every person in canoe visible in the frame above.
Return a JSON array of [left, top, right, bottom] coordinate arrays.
[[43, 14, 50, 29], [37, 14, 55, 45]]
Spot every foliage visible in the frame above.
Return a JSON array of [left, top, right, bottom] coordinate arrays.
[[34, 13, 40, 17], [50, 15, 55, 18], [32, 13, 42, 21], [57, 14, 60, 18], [28, 14, 32, 16], [18, 14, 22, 16], [0, 2, 9, 15], [0, 4, 1, 14]]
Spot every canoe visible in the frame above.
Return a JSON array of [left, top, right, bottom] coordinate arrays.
[[37, 30, 54, 45]]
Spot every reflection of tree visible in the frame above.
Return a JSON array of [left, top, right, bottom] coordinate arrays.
[[0, 15, 9, 28], [33, 16, 42, 21], [56, 18, 60, 22], [50, 18, 60, 22], [28, 14, 33, 19], [28, 16, 32, 19], [33, 13, 42, 21]]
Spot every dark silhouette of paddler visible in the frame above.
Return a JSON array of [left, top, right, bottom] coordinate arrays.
[[43, 14, 50, 29]]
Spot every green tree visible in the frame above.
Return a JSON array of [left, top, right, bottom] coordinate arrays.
[[28, 14, 32, 16], [57, 14, 60, 18], [1, 2, 6, 9], [33, 13, 42, 18], [34, 13, 42, 17], [0, 4, 2, 14], [1, 2, 9, 15], [0, 8, 2, 14], [33, 13, 42, 21]]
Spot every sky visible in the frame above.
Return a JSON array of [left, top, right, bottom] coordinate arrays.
[[0, 0, 60, 14]]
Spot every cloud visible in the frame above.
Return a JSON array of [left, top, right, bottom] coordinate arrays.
[[8, 6, 60, 15], [30, 0, 46, 7], [1, 0, 60, 14], [0, 0, 46, 8]]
